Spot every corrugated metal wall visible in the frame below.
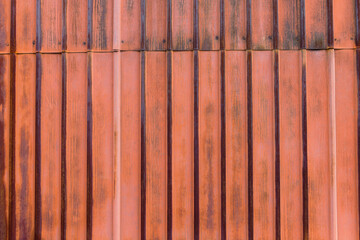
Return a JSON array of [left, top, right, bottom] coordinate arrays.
[[0, 0, 359, 239]]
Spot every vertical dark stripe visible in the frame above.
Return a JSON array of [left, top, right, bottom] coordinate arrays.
[[141, 0, 146, 50], [327, 0, 334, 48], [86, 53, 93, 240], [273, 0, 278, 49], [9, 54, 15, 240], [301, 50, 309, 240], [61, 54, 67, 240], [247, 51, 253, 240], [167, 51, 172, 240], [35, 53, 42, 239], [167, 0, 172, 50], [10, 0, 16, 52], [246, 0, 252, 49], [220, 0, 225, 49], [62, 0, 68, 51], [274, 51, 280, 240], [36, 0, 41, 51], [87, 0, 93, 50], [356, 49, 360, 240], [356, 0, 360, 46], [220, 50, 226, 240], [193, 50, 199, 240], [300, 0, 305, 49], [193, 0, 199, 50], [141, 51, 146, 240]]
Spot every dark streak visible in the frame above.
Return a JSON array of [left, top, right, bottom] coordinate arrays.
[[246, 0, 252, 49], [194, 50, 199, 240], [141, 0, 146, 50], [356, 50, 360, 240], [274, 51, 280, 240], [247, 51, 253, 240], [300, 0, 305, 49], [93, 0, 108, 49], [193, 0, 199, 49], [87, 0, 93, 50], [167, 52, 172, 240], [61, 54, 66, 240], [167, 0, 172, 50], [220, 51, 226, 240], [9, 54, 15, 240], [62, 0, 68, 50], [10, 0, 16, 53], [220, 0, 224, 49], [141, 52, 146, 240], [326, 0, 333, 48], [273, 0, 278, 49], [36, 0, 41, 51], [356, 0, 360, 46]]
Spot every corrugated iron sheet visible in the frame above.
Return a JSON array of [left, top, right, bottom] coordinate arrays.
[[0, 0, 360, 239]]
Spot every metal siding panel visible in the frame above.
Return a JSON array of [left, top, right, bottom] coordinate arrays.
[[0, 0, 11, 53], [333, 0, 356, 48], [172, 0, 194, 50], [199, 0, 220, 50], [120, 0, 141, 50], [305, 0, 328, 49], [65, 0, 88, 51], [145, 0, 167, 50], [16, 0, 36, 53], [277, 0, 301, 49], [251, 0, 274, 49]]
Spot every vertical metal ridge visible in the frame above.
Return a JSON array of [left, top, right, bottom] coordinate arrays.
[[167, 51, 172, 240], [193, 50, 199, 240], [356, 49, 360, 240], [247, 50, 253, 240], [167, 0, 172, 50], [273, 0, 278, 49], [141, 0, 146, 50], [87, 0, 93, 50], [327, 0, 334, 48], [301, 50, 309, 240], [141, 51, 146, 240], [61, 53, 67, 240], [86, 53, 92, 240], [356, 0, 360, 46], [246, 0, 252, 49], [220, 0, 225, 49], [10, 0, 16, 53], [35, 53, 42, 240], [300, 0, 305, 49], [274, 50, 281, 232], [9, 54, 16, 240], [193, 0, 199, 50], [220, 50, 226, 240], [62, 0, 68, 51], [36, 0, 41, 51]]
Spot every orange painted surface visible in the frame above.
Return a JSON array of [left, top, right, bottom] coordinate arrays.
[[91, 0, 113, 51], [333, 0, 356, 48], [252, 51, 275, 240], [172, 0, 193, 50], [198, 51, 221, 239], [0, 0, 11, 53], [145, 0, 167, 50], [225, 51, 248, 239], [224, 0, 246, 49], [15, 54, 36, 239], [145, 52, 167, 239], [305, 0, 328, 49], [199, 0, 220, 50], [16, 0, 37, 53], [335, 50, 359, 239], [90, 53, 114, 239], [251, 0, 273, 49], [277, 0, 300, 49], [65, 53, 87, 240], [119, 0, 141, 50], [279, 51, 302, 240], [119, 51, 141, 239], [172, 51, 194, 239]]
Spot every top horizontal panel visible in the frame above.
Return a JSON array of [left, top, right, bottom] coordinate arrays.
[[0, 0, 359, 52]]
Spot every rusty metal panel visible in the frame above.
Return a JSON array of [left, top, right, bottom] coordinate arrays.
[[224, 0, 246, 50], [333, 0, 356, 48], [16, 0, 37, 53], [0, 0, 11, 53], [172, 0, 194, 50], [145, 0, 167, 50], [119, 0, 141, 50], [305, 0, 329, 49], [251, 0, 273, 49], [199, 0, 220, 50], [90, 0, 113, 51], [277, 0, 301, 49]]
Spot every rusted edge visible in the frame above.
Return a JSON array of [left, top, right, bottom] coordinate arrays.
[[167, 0, 172, 50], [9, 54, 15, 240], [327, 0, 334, 48], [301, 50, 308, 240], [10, 0, 16, 53], [300, 0, 305, 49], [356, 49, 360, 240], [194, 50, 199, 240], [141, 0, 146, 50], [167, 51, 172, 240], [274, 50, 280, 240], [62, 0, 67, 51], [61, 54, 66, 240], [246, 0, 252, 49], [36, 0, 41, 51], [220, 0, 224, 49], [87, 0, 93, 50], [356, 0, 360, 46], [35, 53, 42, 239], [140, 51, 146, 240], [193, 0, 198, 50], [247, 50, 253, 240], [273, 0, 278, 49], [220, 50, 226, 240], [86, 53, 92, 240]]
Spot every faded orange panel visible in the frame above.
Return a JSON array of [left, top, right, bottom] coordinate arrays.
[[333, 0, 356, 48], [199, 0, 220, 50], [90, 53, 113, 240], [65, 53, 88, 240], [172, 51, 194, 238], [251, 0, 273, 49], [198, 51, 221, 239], [120, 51, 141, 239], [252, 51, 275, 240], [15, 54, 36, 239], [145, 52, 167, 239], [305, 0, 328, 49], [0, 55, 10, 239], [225, 51, 248, 239], [145, 0, 167, 50], [91, 0, 113, 50], [120, 0, 141, 50], [335, 50, 359, 239], [279, 51, 302, 240], [0, 0, 11, 53], [65, 0, 88, 51], [172, 0, 193, 50], [39, 54, 62, 239], [39, 0, 62, 52], [278, 0, 301, 49], [16, 0, 36, 52], [113, 0, 120, 50], [224, 0, 246, 50], [306, 50, 332, 240]]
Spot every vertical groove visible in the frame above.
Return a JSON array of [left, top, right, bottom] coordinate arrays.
[[301, 50, 309, 240], [167, 0, 172, 50], [220, 0, 225, 49], [141, 51, 146, 240], [167, 51, 172, 240], [356, 49, 360, 240], [86, 53, 92, 240], [35, 53, 42, 240], [220, 50, 226, 240], [10, 0, 16, 53], [61, 54, 67, 240], [36, 0, 41, 51], [87, 0, 93, 50], [274, 51, 280, 240], [356, 0, 360, 46], [247, 50, 253, 240], [273, 0, 278, 49], [193, 0, 199, 50], [300, 0, 305, 49], [62, 0, 68, 51], [193, 50, 199, 240], [141, 0, 146, 50], [246, 0, 252, 49], [9, 54, 15, 240], [327, 0, 334, 48]]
